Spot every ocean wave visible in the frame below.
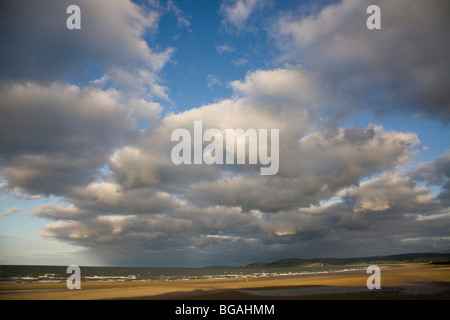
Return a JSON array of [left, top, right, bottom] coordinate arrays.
[[83, 275, 137, 282], [0, 265, 373, 284]]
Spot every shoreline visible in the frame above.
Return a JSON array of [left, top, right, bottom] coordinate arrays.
[[0, 264, 449, 300]]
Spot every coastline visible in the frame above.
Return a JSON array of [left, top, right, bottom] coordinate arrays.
[[0, 264, 449, 300]]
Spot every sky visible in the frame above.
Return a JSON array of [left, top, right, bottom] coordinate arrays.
[[0, 0, 449, 267]]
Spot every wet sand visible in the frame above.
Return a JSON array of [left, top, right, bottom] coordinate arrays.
[[0, 264, 449, 300]]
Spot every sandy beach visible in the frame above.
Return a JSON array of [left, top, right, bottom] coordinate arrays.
[[0, 264, 449, 300]]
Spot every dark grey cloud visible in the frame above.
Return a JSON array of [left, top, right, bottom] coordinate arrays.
[[340, 172, 439, 214], [0, 82, 132, 154], [35, 175, 450, 266], [0, 82, 134, 195], [0, 0, 166, 82], [0, 0, 169, 195], [0, 0, 172, 103], [272, 0, 450, 120], [411, 152, 450, 185], [410, 152, 450, 207]]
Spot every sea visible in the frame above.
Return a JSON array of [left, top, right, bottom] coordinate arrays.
[[0, 265, 371, 284]]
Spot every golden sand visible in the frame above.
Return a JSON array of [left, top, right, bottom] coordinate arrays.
[[0, 264, 449, 300]]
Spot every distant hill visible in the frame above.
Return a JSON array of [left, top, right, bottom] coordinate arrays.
[[204, 265, 236, 269], [244, 252, 450, 268]]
